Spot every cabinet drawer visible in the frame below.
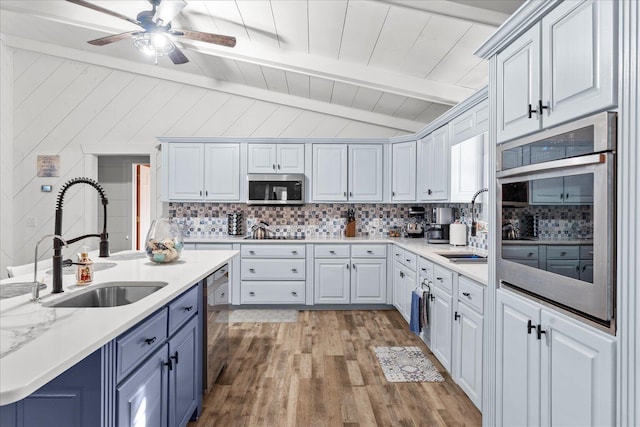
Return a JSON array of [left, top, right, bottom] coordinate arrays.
[[402, 251, 418, 271], [168, 285, 199, 335], [418, 257, 434, 280], [241, 244, 305, 258], [315, 245, 350, 258], [240, 281, 305, 304], [241, 259, 305, 280], [392, 246, 405, 263], [433, 264, 454, 294], [116, 308, 168, 382], [213, 282, 229, 305], [502, 245, 539, 259], [580, 245, 594, 260], [458, 276, 484, 314], [546, 245, 579, 259], [351, 244, 387, 258]]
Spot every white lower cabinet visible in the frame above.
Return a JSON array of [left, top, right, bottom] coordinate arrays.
[[314, 244, 387, 304], [496, 288, 616, 427], [431, 283, 453, 372]]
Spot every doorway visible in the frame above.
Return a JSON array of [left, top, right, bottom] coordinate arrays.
[[98, 156, 151, 253]]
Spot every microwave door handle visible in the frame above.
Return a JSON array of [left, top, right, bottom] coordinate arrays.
[[496, 153, 607, 179]]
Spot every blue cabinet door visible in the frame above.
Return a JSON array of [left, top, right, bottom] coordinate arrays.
[[117, 345, 169, 427], [168, 316, 199, 427]]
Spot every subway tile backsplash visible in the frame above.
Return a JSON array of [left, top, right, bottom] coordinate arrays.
[[166, 202, 489, 250]]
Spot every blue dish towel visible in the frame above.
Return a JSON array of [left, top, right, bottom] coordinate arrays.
[[409, 290, 422, 335]]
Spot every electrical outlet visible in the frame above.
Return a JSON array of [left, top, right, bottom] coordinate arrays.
[[26, 216, 37, 228]]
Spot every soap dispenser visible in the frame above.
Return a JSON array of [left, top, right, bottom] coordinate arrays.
[[76, 246, 94, 285]]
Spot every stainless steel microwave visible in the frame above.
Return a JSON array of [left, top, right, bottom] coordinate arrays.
[[496, 112, 616, 328], [246, 174, 305, 205]]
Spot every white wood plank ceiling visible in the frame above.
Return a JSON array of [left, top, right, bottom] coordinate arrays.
[[0, 0, 523, 133]]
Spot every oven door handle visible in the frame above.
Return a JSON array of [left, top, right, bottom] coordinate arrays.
[[496, 153, 607, 179]]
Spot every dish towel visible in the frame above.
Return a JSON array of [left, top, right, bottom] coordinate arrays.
[[409, 290, 422, 335]]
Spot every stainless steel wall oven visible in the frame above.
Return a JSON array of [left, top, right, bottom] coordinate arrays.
[[496, 112, 616, 329]]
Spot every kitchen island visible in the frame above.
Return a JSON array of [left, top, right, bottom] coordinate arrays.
[[0, 249, 238, 411]]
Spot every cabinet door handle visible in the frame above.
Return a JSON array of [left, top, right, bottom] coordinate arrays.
[[527, 252, 534, 257], [367, 250, 373, 254], [560, 193, 564, 200], [221, 292, 225, 297], [344, 192, 347, 197], [291, 291, 297, 297], [352, 264, 356, 270], [582, 265, 587, 271], [429, 294, 435, 302], [421, 268, 426, 271], [272, 164, 276, 170], [536, 324, 547, 340], [184, 305, 194, 312], [575, 265, 581, 272], [249, 250, 255, 255], [349, 191, 353, 197], [527, 320, 536, 335], [292, 250, 298, 255], [537, 99, 548, 115], [400, 271, 404, 278], [454, 311, 460, 321], [406, 259, 411, 263], [199, 190, 202, 196], [164, 359, 173, 371], [436, 277, 443, 281], [171, 351, 179, 365], [392, 191, 396, 196], [346, 264, 350, 269], [329, 250, 336, 254], [462, 292, 471, 297], [528, 103, 536, 119], [565, 193, 570, 200], [249, 268, 255, 273], [144, 337, 157, 345], [249, 291, 256, 296], [278, 164, 281, 170], [291, 268, 298, 273], [560, 251, 567, 256], [428, 189, 432, 195], [205, 190, 208, 197], [395, 253, 400, 257]]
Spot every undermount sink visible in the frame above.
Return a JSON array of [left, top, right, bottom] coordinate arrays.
[[43, 281, 169, 308], [436, 252, 488, 263]]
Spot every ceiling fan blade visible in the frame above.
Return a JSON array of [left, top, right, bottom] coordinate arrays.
[[171, 29, 236, 48], [87, 31, 140, 46], [168, 46, 189, 64], [65, 0, 140, 26], [154, 0, 187, 26]]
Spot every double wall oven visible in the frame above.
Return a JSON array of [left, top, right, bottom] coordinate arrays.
[[497, 112, 616, 330]]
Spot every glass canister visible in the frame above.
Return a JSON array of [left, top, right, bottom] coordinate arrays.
[[145, 218, 185, 263]]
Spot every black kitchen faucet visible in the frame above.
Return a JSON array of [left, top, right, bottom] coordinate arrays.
[[52, 177, 110, 293]]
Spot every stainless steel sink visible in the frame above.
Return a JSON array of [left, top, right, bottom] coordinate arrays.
[[436, 252, 488, 263], [43, 281, 168, 308]]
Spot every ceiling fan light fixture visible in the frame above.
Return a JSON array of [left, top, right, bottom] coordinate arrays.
[[133, 32, 174, 57]]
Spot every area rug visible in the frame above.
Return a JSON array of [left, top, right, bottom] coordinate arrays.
[[373, 346, 444, 383], [227, 309, 299, 323]]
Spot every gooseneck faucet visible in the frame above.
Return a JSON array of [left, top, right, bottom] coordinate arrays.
[[470, 188, 489, 237], [52, 177, 110, 293]]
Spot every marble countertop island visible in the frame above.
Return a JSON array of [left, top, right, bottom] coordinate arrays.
[[0, 250, 238, 405]]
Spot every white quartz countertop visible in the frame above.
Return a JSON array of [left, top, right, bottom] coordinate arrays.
[[0, 250, 238, 405], [186, 235, 488, 285]]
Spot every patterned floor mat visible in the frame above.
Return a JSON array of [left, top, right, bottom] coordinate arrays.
[[373, 346, 444, 383]]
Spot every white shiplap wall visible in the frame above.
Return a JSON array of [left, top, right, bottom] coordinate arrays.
[[3, 48, 408, 275]]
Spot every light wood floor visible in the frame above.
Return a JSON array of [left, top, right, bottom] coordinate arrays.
[[190, 310, 481, 427]]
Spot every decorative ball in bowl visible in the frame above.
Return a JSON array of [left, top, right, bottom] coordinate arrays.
[[145, 219, 185, 263]]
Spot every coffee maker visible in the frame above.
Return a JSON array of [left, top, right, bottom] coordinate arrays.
[[427, 207, 454, 244], [405, 206, 425, 238]]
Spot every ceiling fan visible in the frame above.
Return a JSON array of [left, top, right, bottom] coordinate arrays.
[[66, 0, 237, 64]]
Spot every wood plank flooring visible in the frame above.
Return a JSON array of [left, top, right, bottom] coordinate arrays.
[[190, 310, 481, 427]]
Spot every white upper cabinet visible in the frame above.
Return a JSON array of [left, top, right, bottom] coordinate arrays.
[[312, 144, 348, 201], [247, 143, 304, 174], [418, 125, 449, 201], [496, 0, 616, 143], [163, 143, 240, 202], [449, 100, 489, 145], [166, 143, 205, 201], [312, 144, 382, 202], [204, 144, 240, 201], [348, 145, 383, 202], [391, 141, 416, 202]]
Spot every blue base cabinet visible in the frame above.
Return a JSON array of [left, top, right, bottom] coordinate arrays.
[[0, 284, 202, 427]]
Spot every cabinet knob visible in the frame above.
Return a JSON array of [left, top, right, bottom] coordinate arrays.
[[462, 292, 471, 297], [249, 250, 255, 255], [249, 268, 255, 273], [392, 191, 396, 196], [205, 190, 208, 197], [436, 277, 443, 281], [292, 250, 298, 255], [582, 265, 587, 271], [560, 193, 564, 200], [400, 271, 404, 278], [560, 251, 567, 256], [291, 291, 297, 296], [367, 250, 373, 254], [291, 268, 298, 273], [421, 268, 426, 271], [183, 305, 194, 312], [406, 259, 411, 262], [576, 265, 581, 272], [329, 250, 336, 254], [565, 193, 570, 200], [527, 252, 534, 257], [221, 292, 225, 297], [199, 190, 202, 196], [144, 337, 157, 345], [249, 291, 255, 296]]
